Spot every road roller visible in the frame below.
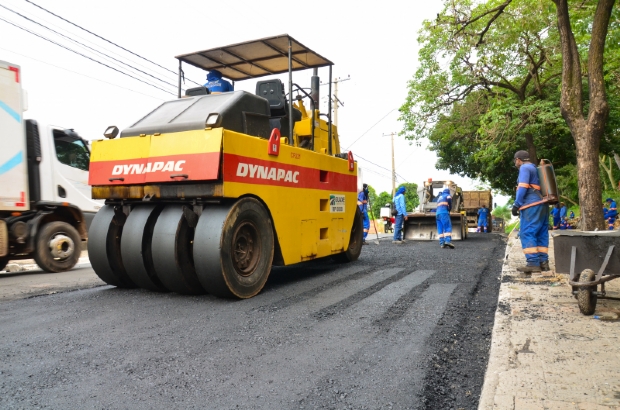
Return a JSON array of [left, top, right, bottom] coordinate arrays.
[[87, 35, 363, 298]]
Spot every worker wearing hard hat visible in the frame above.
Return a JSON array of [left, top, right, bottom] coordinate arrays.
[[436, 188, 455, 249], [204, 70, 234, 93], [477, 205, 489, 233], [358, 184, 370, 244], [511, 150, 549, 273]]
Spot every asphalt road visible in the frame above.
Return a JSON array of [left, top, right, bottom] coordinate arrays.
[[0, 233, 505, 409]]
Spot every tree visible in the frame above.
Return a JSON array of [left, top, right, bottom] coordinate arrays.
[[397, 182, 420, 212], [492, 204, 512, 222], [370, 191, 393, 219], [552, 0, 616, 230]]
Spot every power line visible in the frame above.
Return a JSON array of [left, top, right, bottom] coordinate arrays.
[[1, 4, 178, 89], [23, 0, 202, 86], [0, 16, 176, 95], [0, 45, 166, 101], [344, 108, 396, 151]]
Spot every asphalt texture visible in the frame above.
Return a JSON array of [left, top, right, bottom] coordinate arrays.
[[0, 232, 505, 409]]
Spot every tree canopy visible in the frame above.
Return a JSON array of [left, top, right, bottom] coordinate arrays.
[[400, 0, 620, 204]]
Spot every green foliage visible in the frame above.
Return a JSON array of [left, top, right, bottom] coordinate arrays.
[[555, 164, 579, 206], [505, 220, 520, 234], [399, 0, 620, 197], [397, 182, 420, 212], [491, 204, 511, 222], [368, 191, 393, 219]]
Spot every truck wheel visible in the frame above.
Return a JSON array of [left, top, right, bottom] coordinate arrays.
[[34, 221, 81, 273], [334, 208, 363, 263], [0, 257, 8, 272], [577, 269, 597, 315], [194, 198, 274, 299]]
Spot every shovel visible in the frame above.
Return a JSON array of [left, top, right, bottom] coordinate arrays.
[[366, 196, 381, 245]]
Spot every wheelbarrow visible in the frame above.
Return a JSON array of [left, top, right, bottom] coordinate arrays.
[[552, 231, 620, 315]]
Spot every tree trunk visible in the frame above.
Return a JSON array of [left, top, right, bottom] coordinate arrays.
[[614, 152, 620, 176], [553, 0, 615, 231], [524, 132, 539, 164]]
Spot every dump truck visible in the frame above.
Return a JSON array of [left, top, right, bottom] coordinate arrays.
[[462, 190, 493, 230], [403, 179, 467, 241], [0, 61, 101, 273], [87, 35, 363, 299]]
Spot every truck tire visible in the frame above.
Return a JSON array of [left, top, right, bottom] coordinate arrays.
[[334, 208, 363, 263], [0, 257, 8, 272], [34, 221, 81, 273]]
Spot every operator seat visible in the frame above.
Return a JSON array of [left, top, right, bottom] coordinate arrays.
[[255, 79, 301, 139]]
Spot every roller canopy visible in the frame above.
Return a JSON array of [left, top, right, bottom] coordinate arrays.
[[176, 34, 333, 81]]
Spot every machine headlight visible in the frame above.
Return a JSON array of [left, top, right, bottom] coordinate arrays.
[[206, 114, 220, 127], [104, 126, 119, 139]]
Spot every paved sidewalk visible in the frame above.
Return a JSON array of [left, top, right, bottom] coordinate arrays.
[[479, 232, 620, 409]]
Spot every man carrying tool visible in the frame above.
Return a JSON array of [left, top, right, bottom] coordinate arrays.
[[436, 188, 455, 249], [477, 204, 489, 233], [358, 184, 370, 244], [511, 150, 549, 273]]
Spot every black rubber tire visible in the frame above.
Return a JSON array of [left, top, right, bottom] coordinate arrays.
[[194, 198, 274, 299], [88, 205, 136, 288], [151, 206, 205, 295], [334, 208, 364, 263], [121, 205, 168, 292], [0, 257, 8, 272], [33, 221, 81, 273], [577, 269, 597, 315]]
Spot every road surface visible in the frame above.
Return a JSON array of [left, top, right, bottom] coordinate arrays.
[[0, 233, 505, 409]]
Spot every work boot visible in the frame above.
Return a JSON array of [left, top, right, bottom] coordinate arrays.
[[445, 242, 455, 249], [516, 265, 542, 273], [362, 240, 368, 245], [540, 261, 550, 271], [440, 244, 446, 248], [392, 240, 404, 244]]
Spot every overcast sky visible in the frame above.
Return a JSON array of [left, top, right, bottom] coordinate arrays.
[[0, 0, 509, 206]]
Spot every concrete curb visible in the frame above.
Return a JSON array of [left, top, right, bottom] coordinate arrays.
[[478, 232, 620, 409]]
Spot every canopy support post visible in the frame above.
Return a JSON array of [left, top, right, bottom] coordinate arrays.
[[328, 64, 333, 155], [177, 60, 182, 99], [288, 37, 294, 144]]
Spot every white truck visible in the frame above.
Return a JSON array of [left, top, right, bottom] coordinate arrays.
[[0, 61, 101, 272]]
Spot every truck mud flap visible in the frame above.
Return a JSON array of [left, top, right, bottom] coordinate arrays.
[[403, 215, 464, 241]]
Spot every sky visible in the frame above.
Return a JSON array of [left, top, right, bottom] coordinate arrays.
[[0, 0, 509, 207]]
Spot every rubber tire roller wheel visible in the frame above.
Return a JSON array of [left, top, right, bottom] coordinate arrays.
[[194, 198, 274, 299], [151, 205, 205, 295], [88, 205, 136, 288], [334, 208, 364, 263], [577, 269, 597, 315], [120, 205, 169, 292], [33, 221, 81, 273]]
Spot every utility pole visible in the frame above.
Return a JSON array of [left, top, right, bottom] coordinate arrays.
[[383, 132, 396, 197], [321, 75, 350, 127]]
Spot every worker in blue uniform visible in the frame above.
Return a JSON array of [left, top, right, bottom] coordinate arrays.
[[560, 202, 567, 221], [606, 198, 617, 230], [477, 205, 489, 233], [358, 184, 370, 244], [569, 210, 575, 219], [511, 150, 549, 273], [551, 204, 561, 230], [392, 186, 407, 244], [204, 70, 234, 93], [436, 188, 455, 249]]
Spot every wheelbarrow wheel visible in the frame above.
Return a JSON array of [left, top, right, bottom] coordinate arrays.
[[577, 269, 597, 315]]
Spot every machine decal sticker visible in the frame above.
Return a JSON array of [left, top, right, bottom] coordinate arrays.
[[224, 153, 356, 191], [89, 152, 220, 185], [329, 194, 345, 213]]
